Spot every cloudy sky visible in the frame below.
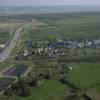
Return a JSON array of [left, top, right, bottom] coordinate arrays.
[[0, 0, 100, 6]]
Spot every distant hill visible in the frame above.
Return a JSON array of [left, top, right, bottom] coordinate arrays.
[[0, 6, 100, 15]]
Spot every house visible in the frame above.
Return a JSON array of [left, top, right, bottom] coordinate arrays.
[[0, 44, 5, 49]]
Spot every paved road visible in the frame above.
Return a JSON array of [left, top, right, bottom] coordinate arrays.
[[0, 23, 30, 62]]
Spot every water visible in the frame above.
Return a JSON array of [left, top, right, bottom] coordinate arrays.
[[2, 64, 28, 77]]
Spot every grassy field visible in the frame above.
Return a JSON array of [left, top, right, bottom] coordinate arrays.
[[67, 62, 100, 89], [22, 14, 100, 40], [44, 15, 100, 25], [0, 80, 68, 100], [32, 61, 100, 91], [0, 17, 25, 44]]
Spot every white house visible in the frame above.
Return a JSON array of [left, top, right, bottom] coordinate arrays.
[[0, 44, 5, 49]]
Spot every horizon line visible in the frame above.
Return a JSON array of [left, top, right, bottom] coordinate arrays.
[[0, 5, 100, 7]]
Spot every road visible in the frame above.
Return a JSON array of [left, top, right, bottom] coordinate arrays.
[[0, 23, 30, 62]]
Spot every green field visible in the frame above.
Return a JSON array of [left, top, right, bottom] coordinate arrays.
[[22, 14, 100, 40], [67, 62, 100, 89], [0, 17, 25, 44], [0, 80, 68, 100]]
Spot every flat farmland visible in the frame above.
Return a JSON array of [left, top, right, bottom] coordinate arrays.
[[0, 18, 25, 44], [67, 62, 100, 89], [22, 14, 100, 40], [45, 15, 100, 25]]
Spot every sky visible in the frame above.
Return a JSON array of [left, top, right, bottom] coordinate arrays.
[[0, 0, 100, 6]]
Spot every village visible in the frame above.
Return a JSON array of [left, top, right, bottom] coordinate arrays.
[[16, 38, 100, 59]]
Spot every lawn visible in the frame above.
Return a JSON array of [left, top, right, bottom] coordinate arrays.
[[67, 62, 100, 89], [0, 80, 68, 100]]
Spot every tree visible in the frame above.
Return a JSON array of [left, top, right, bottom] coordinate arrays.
[[27, 73, 38, 87], [64, 89, 83, 100], [16, 75, 31, 97], [59, 76, 67, 84], [38, 70, 52, 80]]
